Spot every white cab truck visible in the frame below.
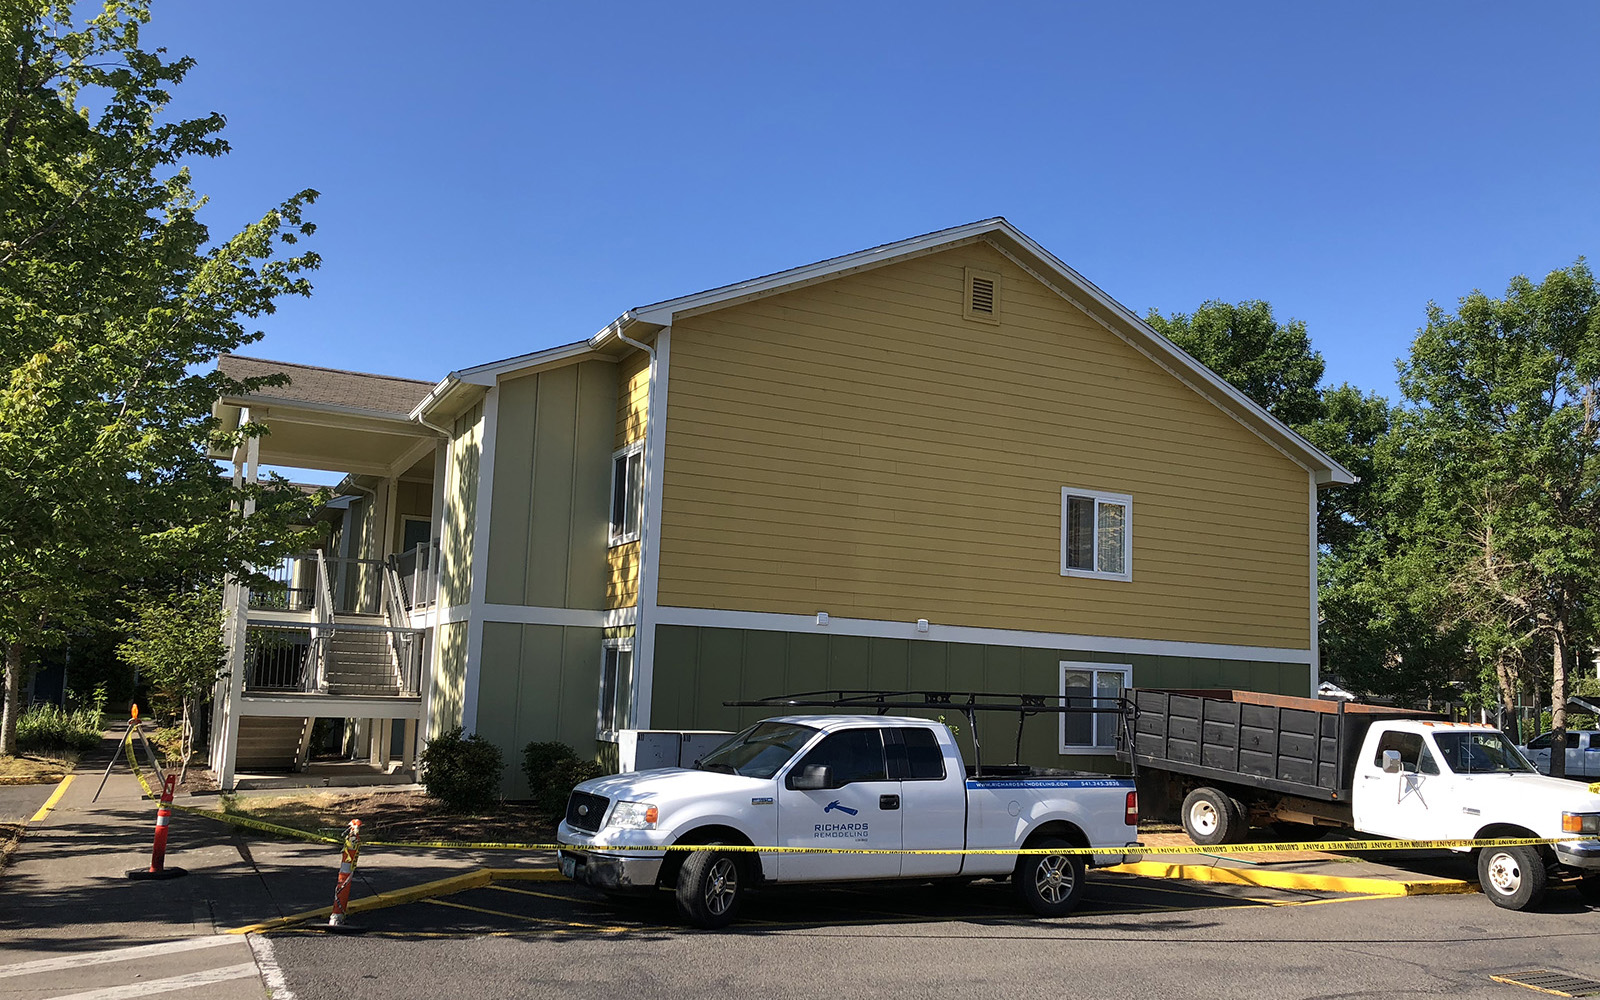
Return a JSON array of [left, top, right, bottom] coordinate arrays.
[[557, 707, 1141, 928], [1119, 689, 1600, 910], [1519, 730, 1600, 780]]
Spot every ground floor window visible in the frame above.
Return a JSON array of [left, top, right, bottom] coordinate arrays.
[[1059, 661, 1131, 753], [597, 639, 635, 738]]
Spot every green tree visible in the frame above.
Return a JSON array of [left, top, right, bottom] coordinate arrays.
[[117, 588, 224, 767], [1389, 261, 1600, 775], [1146, 299, 1326, 427], [1, 1, 322, 755]]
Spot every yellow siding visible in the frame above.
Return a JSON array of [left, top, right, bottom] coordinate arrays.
[[439, 400, 483, 609], [657, 243, 1311, 649], [615, 349, 649, 449], [607, 349, 651, 610]]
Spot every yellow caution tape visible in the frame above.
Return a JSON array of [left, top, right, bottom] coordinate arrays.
[[120, 748, 1590, 857]]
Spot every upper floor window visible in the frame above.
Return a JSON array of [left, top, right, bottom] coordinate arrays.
[[1060, 487, 1132, 581], [610, 443, 643, 546]]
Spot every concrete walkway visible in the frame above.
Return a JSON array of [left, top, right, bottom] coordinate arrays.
[[0, 734, 550, 997]]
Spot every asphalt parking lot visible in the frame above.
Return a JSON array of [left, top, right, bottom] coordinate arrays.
[[256, 869, 1600, 1000], [262, 866, 1391, 939]]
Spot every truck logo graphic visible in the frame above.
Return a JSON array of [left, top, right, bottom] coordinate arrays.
[[823, 800, 858, 816]]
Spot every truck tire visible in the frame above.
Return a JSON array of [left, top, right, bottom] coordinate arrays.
[[675, 845, 744, 929], [1014, 837, 1087, 917], [1477, 845, 1548, 911], [1182, 787, 1241, 846]]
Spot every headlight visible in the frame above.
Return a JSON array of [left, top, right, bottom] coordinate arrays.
[[608, 800, 659, 830], [1561, 812, 1600, 835]]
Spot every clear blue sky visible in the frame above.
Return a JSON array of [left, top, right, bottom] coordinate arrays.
[[148, 1, 1598, 404]]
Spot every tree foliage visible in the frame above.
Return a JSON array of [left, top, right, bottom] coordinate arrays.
[[1146, 299, 1327, 428], [0, 1, 323, 754], [1384, 261, 1600, 771]]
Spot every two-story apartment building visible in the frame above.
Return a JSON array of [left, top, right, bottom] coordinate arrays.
[[208, 218, 1353, 792]]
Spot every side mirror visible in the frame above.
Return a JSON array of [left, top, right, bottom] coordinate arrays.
[[1381, 750, 1402, 774], [790, 765, 832, 791]]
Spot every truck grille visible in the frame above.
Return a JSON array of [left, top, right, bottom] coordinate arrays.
[[565, 791, 609, 833]]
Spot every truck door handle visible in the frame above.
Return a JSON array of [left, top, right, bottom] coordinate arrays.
[[880, 794, 900, 810]]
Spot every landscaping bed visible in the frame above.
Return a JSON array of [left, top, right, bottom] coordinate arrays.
[[219, 789, 559, 845]]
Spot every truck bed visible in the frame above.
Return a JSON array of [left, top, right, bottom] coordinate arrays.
[[1117, 689, 1439, 801]]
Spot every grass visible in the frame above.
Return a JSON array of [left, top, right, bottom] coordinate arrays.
[[219, 789, 559, 845], [0, 752, 75, 785], [16, 702, 105, 754]]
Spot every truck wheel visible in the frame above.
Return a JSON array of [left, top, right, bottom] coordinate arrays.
[[675, 845, 744, 929], [1477, 845, 1548, 911], [1014, 837, 1086, 917], [1182, 788, 1240, 846]]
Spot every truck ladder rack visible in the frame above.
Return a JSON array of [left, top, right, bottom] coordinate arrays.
[[723, 690, 1131, 778]]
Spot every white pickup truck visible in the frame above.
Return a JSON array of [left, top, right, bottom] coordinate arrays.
[[557, 712, 1142, 927], [1519, 730, 1600, 780], [1121, 689, 1600, 910]]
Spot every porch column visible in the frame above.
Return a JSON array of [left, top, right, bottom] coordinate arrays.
[[217, 423, 259, 791]]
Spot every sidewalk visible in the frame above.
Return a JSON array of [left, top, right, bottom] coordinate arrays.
[[0, 734, 554, 964]]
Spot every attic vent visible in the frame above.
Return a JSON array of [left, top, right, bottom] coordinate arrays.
[[964, 268, 1001, 324]]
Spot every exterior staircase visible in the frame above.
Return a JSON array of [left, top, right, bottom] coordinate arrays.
[[236, 716, 310, 771], [325, 614, 401, 696]]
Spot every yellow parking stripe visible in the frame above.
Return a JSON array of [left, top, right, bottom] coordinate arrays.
[[424, 897, 634, 933], [29, 775, 73, 823]]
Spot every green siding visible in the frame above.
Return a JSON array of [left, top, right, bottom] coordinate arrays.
[[484, 361, 617, 610], [472, 622, 606, 796], [649, 625, 1311, 770], [431, 620, 470, 735], [439, 401, 483, 609]]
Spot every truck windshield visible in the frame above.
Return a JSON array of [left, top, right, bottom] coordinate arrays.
[[695, 722, 820, 778], [1432, 732, 1537, 774]]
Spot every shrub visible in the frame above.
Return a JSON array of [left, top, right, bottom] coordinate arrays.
[[522, 740, 607, 816], [418, 727, 504, 812], [17, 701, 106, 754]]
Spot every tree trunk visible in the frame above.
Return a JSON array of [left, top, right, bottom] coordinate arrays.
[[1, 640, 23, 757], [1551, 633, 1569, 779]]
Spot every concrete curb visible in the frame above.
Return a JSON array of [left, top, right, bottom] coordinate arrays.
[[1103, 860, 1478, 897], [225, 867, 564, 934]]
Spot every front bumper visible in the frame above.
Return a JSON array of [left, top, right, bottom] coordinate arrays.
[[1554, 839, 1600, 871], [557, 848, 664, 892]]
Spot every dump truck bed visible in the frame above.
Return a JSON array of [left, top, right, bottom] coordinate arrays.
[[1116, 689, 1440, 802]]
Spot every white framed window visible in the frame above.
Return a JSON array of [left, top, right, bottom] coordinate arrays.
[[1059, 661, 1131, 753], [1060, 487, 1132, 581], [597, 638, 635, 739], [609, 442, 644, 546]]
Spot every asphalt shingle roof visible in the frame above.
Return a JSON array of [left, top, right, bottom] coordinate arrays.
[[217, 354, 432, 417]]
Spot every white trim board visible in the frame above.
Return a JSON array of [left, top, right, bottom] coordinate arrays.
[[633, 327, 670, 729], [653, 606, 1314, 665]]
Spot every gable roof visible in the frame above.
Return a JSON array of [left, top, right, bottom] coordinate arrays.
[[416, 219, 1356, 486]]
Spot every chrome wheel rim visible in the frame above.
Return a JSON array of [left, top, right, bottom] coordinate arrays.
[[705, 858, 738, 915], [1190, 800, 1219, 836], [1034, 854, 1075, 904], [1487, 852, 1521, 895]]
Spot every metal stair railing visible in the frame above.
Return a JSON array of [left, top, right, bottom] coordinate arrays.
[[310, 550, 336, 693], [381, 557, 423, 697]]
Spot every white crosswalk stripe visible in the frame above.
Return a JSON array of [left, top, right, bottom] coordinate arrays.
[[0, 936, 238, 979], [31, 962, 259, 1000]]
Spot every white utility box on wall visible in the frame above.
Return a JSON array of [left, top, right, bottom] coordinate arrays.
[[615, 730, 734, 772]]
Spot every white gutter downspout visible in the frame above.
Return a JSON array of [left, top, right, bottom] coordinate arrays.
[[616, 325, 657, 732]]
